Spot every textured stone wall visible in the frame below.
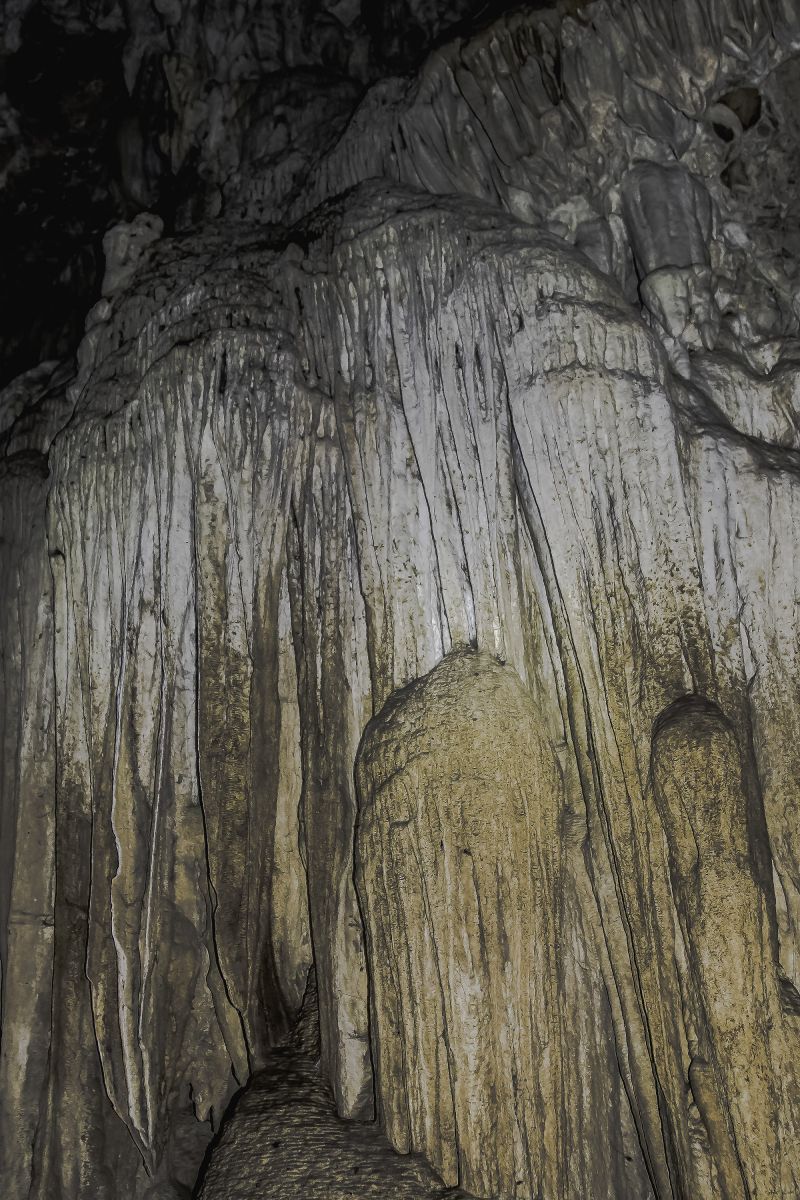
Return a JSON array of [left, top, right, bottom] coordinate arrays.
[[355, 649, 641, 1198], [3, 2, 800, 1198]]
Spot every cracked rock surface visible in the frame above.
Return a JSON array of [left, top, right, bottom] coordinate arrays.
[[3, 2, 800, 1199]]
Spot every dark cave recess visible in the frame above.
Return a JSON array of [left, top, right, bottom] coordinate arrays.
[[0, 0, 532, 389]]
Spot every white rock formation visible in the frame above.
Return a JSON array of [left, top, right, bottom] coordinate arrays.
[[3, 2, 800, 1199]]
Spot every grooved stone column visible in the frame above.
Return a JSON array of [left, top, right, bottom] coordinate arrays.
[[651, 698, 800, 1199], [356, 649, 567, 1199]]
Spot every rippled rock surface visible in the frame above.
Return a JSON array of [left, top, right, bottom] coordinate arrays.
[[3, 2, 800, 1199], [195, 980, 464, 1200]]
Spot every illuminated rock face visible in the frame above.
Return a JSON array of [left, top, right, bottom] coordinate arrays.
[[355, 649, 626, 1199], [3, 2, 800, 1199]]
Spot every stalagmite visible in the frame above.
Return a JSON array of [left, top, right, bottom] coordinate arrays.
[[355, 648, 642, 1199], [651, 698, 800, 1199]]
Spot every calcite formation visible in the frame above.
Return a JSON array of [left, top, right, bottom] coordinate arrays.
[[3, 1, 800, 1199], [357, 650, 601, 1199]]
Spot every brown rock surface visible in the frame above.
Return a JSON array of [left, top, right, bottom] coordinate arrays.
[[355, 649, 644, 1199], [3, 3, 800, 1199]]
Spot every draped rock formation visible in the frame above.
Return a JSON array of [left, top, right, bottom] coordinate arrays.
[[3, 1, 800, 1199], [355, 650, 632, 1199]]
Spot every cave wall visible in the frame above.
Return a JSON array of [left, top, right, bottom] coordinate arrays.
[[0, 455, 56, 1200], [355, 648, 644, 1199], [3, 1, 800, 1198]]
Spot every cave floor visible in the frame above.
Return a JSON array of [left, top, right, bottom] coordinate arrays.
[[194, 1047, 466, 1199]]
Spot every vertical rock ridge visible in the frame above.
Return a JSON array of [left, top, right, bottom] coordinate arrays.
[[2, 2, 800, 1189]]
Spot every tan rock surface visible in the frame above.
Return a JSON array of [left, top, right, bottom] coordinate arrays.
[[355, 649, 644, 1199], [3, 2, 800, 1198]]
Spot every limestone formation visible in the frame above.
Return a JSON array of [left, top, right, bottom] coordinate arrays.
[[651, 699, 800, 1199], [355, 649, 644, 1199], [2, 1, 800, 1199]]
